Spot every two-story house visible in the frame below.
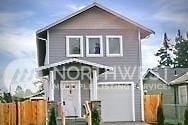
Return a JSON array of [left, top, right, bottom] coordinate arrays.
[[36, 3, 154, 123]]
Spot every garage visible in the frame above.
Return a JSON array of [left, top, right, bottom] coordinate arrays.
[[98, 82, 135, 122]]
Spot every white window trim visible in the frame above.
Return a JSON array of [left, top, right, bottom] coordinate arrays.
[[66, 36, 83, 57], [106, 35, 123, 57], [86, 35, 103, 57], [178, 85, 187, 104]]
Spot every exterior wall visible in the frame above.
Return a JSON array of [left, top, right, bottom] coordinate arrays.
[[53, 71, 90, 116], [47, 6, 142, 121], [143, 73, 175, 104]]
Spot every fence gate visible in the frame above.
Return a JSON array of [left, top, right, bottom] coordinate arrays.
[[0, 100, 47, 125], [144, 94, 163, 123]]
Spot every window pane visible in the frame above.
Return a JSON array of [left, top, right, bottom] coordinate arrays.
[[109, 38, 120, 54], [69, 38, 80, 54], [179, 86, 187, 104], [89, 38, 101, 54]]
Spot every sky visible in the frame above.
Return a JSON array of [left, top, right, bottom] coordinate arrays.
[[0, 0, 188, 92]]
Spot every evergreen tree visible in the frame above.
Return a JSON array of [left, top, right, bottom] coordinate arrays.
[[185, 106, 188, 125], [48, 107, 57, 125], [155, 33, 174, 67], [3, 92, 12, 103], [157, 105, 165, 125], [174, 30, 188, 68]]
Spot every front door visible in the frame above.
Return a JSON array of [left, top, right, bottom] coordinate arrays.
[[61, 81, 81, 117]]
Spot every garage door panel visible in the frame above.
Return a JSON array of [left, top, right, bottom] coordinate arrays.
[[98, 84, 133, 122]]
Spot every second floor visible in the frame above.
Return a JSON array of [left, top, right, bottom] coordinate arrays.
[[36, 3, 154, 67]]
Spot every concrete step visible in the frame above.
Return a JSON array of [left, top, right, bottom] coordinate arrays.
[[66, 117, 87, 125]]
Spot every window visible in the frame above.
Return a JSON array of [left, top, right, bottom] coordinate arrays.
[[179, 85, 187, 104], [66, 36, 83, 57], [86, 36, 103, 57], [106, 35, 123, 56]]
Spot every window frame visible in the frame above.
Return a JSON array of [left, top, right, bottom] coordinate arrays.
[[178, 85, 187, 104], [66, 36, 83, 57], [86, 35, 103, 57], [106, 35, 123, 57]]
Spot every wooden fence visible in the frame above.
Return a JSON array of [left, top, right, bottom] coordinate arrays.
[[144, 94, 163, 123], [0, 100, 47, 125]]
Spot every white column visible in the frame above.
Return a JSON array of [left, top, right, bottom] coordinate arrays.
[[92, 69, 98, 100], [49, 70, 55, 101]]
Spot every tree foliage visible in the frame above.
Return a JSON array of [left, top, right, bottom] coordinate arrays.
[[3, 92, 12, 103], [174, 30, 188, 68], [48, 107, 57, 125], [184, 106, 188, 125], [92, 107, 101, 125], [157, 105, 165, 125], [155, 33, 174, 67]]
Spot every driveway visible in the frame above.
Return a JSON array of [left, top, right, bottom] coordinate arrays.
[[103, 122, 150, 125]]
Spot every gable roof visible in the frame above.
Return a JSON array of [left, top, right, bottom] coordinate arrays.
[[36, 2, 154, 36], [36, 58, 113, 71], [170, 72, 188, 85], [144, 68, 188, 84]]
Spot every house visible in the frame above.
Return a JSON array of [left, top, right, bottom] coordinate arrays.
[[36, 2, 154, 123], [143, 67, 188, 104]]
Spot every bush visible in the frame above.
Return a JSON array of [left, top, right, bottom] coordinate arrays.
[[92, 107, 101, 125], [48, 107, 57, 125], [184, 106, 188, 125], [157, 105, 165, 125]]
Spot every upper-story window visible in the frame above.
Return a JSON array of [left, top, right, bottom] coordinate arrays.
[[66, 36, 83, 57], [86, 36, 103, 57], [106, 35, 123, 57]]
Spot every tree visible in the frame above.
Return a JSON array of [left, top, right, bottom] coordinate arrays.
[[157, 105, 165, 125], [92, 107, 101, 125], [3, 92, 12, 103], [174, 30, 188, 68], [155, 33, 174, 67], [48, 107, 57, 125], [184, 106, 188, 125], [14, 86, 24, 98], [24, 89, 33, 97]]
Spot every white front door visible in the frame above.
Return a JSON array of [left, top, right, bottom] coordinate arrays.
[[61, 81, 81, 117]]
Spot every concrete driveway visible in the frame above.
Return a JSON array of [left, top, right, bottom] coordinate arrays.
[[103, 122, 150, 125]]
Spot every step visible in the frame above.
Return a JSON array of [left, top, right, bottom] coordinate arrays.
[[66, 117, 87, 125]]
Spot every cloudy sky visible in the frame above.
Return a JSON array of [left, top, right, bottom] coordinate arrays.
[[0, 0, 188, 92]]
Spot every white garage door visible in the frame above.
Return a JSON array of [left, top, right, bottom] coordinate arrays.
[[98, 83, 134, 122]]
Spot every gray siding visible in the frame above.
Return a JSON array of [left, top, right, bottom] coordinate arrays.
[[47, 6, 142, 121], [143, 73, 175, 104], [49, 28, 142, 121]]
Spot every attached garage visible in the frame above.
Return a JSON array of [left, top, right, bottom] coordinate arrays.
[[98, 82, 135, 122]]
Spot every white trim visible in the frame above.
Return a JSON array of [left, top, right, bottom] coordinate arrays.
[[36, 3, 154, 35], [49, 71, 55, 101], [178, 85, 188, 104], [92, 70, 98, 100], [60, 80, 81, 117], [106, 35, 123, 57], [36, 58, 113, 71], [143, 69, 168, 84], [170, 72, 188, 85], [46, 30, 50, 64], [66, 36, 83, 57], [98, 81, 135, 121], [86, 35, 103, 57], [138, 30, 144, 121]]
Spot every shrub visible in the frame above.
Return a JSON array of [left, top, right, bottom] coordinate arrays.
[[157, 105, 165, 125], [184, 106, 188, 125], [48, 107, 57, 125], [92, 107, 101, 125]]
